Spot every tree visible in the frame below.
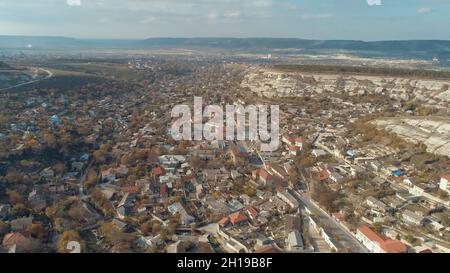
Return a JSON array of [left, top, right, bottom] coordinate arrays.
[[42, 130, 57, 148], [0, 221, 10, 237], [99, 222, 136, 252], [152, 223, 161, 234], [140, 222, 152, 235], [404, 234, 415, 244], [373, 222, 382, 233], [58, 230, 86, 253], [54, 162, 67, 176], [311, 182, 339, 212], [7, 190, 24, 205], [85, 170, 99, 189], [12, 203, 30, 217], [189, 156, 202, 170], [28, 222, 47, 240]]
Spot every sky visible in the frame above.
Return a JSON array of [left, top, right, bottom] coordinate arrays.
[[0, 0, 449, 40]]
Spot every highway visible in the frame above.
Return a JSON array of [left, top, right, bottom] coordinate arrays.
[[293, 190, 369, 253], [0, 67, 53, 91]]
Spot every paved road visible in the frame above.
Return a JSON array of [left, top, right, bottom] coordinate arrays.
[[0, 67, 53, 91], [293, 190, 369, 253]]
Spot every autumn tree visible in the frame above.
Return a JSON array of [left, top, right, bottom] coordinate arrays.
[[58, 230, 86, 253]]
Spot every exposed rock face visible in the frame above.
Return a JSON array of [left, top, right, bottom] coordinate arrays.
[[373, 117, 450, 158], [241, 68, 450, 106]]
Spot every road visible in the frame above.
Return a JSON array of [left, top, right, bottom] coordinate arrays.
[[0, 67, 53, 91], [293, 190, 369, 253]]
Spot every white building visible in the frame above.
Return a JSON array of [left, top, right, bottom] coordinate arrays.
[[355, 225, 407, 253], [439, 174, 450, 194], [286, 230, 304, 252]]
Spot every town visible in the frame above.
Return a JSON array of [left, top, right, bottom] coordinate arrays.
[[1, 51, 450, 254]]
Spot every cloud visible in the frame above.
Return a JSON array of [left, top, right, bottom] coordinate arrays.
[[301, 13, 333, 20], [252, 0, 272, 8], [366, 0, 381, 6], [66, 0, 81, 6], [207, 10, 219, 21], [224, 11, 242, 19], [417, 7, 432, 14]]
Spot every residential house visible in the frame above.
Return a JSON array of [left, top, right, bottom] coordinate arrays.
[[158, 155, 186, 170], [252, 168, 274, 187], [167, 240, 185, 253], [286, 230, 304, 252], [10, 216, 33, 232], [402, 210, 425, 226], [366, 197, 390, 213], [246, 206, 259, 221], [116, 205, 133, 220], [282, 135, 305, 149], [39, 167, 54, 182], [355, 225, 407, 253], [229, 144, 249, 164], [136, 234, 163, 249], [411, 183, 432, 194], [101, 168, 116, 183], [285, 215, 301, 233], [168, 202, 195, 226], [439, 174, 450, 194], [277, 190, 299, 209], [229, 211, 249, 226], [218, 217, 230, 228], [203, 168, 230, 182], [152, 167, 166, 177], [254, 245, 281, 253], [426, 216, 445, 231], [2, 232, 32, 253], [312, 149, 327, 158], [289, 146, 301, 156], [0, 204, 11, 220]]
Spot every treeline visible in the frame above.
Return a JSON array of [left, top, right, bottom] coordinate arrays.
[[275, 64, 450, 80]]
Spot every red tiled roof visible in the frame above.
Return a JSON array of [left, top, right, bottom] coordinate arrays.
[[2, 232, 30, 248], [357, 225, 385, 245], [218, 217, 230, 227], [283, 135, 305, 144], [293, 137, 306, 143], [247, 206, 259, 218], [152, 167, 166, 176], [229, 211, 248, 225], [312, 170, 330, 181], [357, 225, 407, 253], [441, 174, 450, 181], [289, 146, 301, 151], [254, 245, 280, 253], [381, 240, 407, 253], [259, 169, 273, 181], [122, 186, 140, 194], [160, 184, 169, 195]]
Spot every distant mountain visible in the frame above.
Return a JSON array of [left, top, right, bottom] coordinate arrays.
[[1, 35, 450, 59], [0, 35, 132, 49], [0, 61, 12, 70], [136, 38, 450, 58], [137, 37, 450, 52]]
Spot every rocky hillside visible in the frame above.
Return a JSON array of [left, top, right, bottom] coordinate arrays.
[[373, 117, 450, 158], [241, 68, 450, 106]]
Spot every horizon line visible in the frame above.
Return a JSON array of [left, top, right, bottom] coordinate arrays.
[[1, 34, 450, 43]]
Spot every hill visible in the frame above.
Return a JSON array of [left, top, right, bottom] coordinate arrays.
[[0, 61, 12, 70], [1, 36, 450, 60]]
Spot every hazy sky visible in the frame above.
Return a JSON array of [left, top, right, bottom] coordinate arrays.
[[0, 0, 449, 40]]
